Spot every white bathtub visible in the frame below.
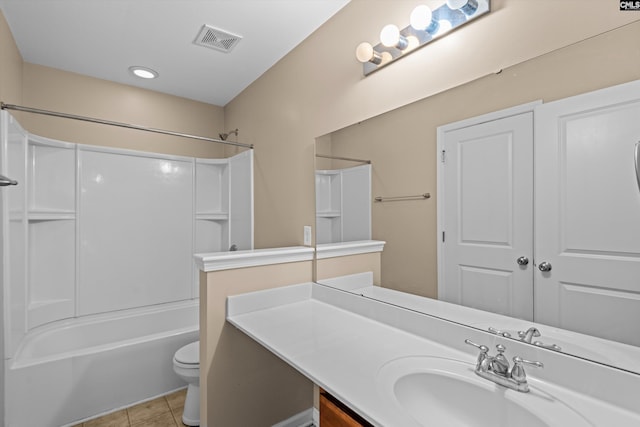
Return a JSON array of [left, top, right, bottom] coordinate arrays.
[[5, 300, 199, 427]]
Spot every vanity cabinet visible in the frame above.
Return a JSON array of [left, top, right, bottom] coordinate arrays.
[[319, 390, 373, 427]]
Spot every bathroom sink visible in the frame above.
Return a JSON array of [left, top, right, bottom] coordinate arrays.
[[376, 356, 592, 427]]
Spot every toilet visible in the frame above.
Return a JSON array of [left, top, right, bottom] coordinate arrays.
[[173, 341, 200, 426]]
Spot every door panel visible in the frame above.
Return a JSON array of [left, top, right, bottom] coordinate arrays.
[[442, 112, 534, 320], [535, 80, 640, 346], [459, 265, 514, 314]]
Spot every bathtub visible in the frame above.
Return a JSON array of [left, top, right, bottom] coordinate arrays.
[[5, 300, 199, 427]]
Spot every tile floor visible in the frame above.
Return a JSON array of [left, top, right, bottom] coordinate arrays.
[[72, 388, 189, 427]]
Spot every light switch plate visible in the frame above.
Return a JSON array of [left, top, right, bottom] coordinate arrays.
[[304, 225, 312, 246]]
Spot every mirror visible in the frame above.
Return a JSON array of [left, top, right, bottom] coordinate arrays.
[[315, 21, 640, 374]]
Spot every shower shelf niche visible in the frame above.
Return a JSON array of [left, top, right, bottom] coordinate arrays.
[[26, 135, 76, 329], [195, 158, 230, 254]]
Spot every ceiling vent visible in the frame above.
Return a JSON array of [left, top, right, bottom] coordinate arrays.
[[193, 24, 242, 53]]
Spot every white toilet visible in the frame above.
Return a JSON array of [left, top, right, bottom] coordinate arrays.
[[173, 341, 200, 426]]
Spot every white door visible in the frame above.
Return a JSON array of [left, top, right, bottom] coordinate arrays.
[[535, 81, 640, 346], [439, 110, 534, 320]]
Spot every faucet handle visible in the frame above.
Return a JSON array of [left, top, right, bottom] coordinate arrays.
[[465, 339, 490, 372], [510, 356, 544, 386], [533, 341, 562, 352], [488, 327, 512, 338], [464, 339, 489, 354]]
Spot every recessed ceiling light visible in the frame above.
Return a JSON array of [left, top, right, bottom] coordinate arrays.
[[129, 66, 158, 79]]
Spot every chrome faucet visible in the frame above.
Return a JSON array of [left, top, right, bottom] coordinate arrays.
[[518, 327, 541, 343], [518, 327, 562, 351], [465, 339, 543, 392]]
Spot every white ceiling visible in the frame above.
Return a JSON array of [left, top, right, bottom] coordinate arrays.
[[0, 0, 350, 106]]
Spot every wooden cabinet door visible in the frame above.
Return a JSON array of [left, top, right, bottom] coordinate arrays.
[[319, 392, 372, 427]]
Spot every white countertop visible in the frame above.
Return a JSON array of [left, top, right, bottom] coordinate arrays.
[[226, 282, 640, 427], [228, 283, 467, 426]]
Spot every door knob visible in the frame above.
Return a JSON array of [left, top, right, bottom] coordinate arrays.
[[538, 261, 552, 272], [516, 256, 529, 266]]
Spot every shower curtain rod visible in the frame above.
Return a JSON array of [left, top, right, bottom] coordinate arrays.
[[315, 154, 371, 164], [0, 102, 253, 149]]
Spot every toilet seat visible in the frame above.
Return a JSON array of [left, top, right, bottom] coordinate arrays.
[[174, 341, 199, 368]]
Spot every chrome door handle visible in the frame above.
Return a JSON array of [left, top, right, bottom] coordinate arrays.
[[538, 261, 552, 272], [516, 256, 529, 266]]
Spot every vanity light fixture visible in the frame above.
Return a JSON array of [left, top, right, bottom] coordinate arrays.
[[129, 66, 159, 79], [356, 0, 490, 75]]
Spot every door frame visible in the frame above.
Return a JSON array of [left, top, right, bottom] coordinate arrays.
[[436, 100, 541, 300]]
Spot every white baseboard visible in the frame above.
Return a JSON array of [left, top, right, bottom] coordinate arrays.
[[271, 408, 315, 427]]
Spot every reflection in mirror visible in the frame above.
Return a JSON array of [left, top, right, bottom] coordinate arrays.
[[315, 153, 371, 244], [314, 21, 640, 375]]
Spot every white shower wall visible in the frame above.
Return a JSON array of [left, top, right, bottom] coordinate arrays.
[[0, 111, 253, 359]]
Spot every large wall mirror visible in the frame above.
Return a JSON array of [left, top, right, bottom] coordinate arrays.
[[314, 21, 640, 375]]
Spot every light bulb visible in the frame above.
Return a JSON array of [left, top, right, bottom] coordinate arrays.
[[436, 20, 453, 36], [380, 24, 408, 50], [355, 42, 382, 65], [446, 0, 479, 16], [380, 24, 399, 47], [410, 5, 440, 35], [410, 5, 431, 30]]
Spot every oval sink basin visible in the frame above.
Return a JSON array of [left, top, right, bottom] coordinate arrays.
[[376, 356, 592, 427]]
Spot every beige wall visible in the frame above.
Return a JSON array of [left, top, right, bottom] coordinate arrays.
[[327, 21, 640, 299], [224, 0, 640, 250], [20, 63, 225, 159], [316, 252, 381, 285], [200, 262, 314, 427], [0, 9, 22, 106]]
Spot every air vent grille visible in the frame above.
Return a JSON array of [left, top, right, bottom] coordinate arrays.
[[194, 24, 242, 53]]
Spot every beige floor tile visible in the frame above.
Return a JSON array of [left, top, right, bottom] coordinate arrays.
[[127, 397, 171, 425], [84, 409, 130, 427], [131, 411, 178, 427], [173, 410, 187, 427], [165, 389, 187, 411]]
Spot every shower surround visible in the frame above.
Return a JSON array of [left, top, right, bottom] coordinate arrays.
[[0, 111, 253, 426]]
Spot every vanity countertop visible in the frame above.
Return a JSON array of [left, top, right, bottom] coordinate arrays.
[[226, 282, 640, 427]]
